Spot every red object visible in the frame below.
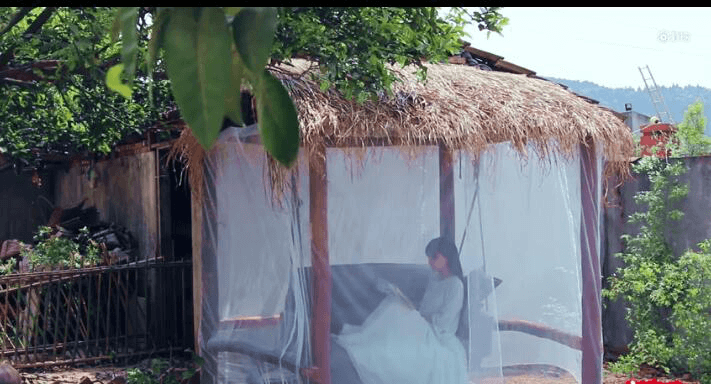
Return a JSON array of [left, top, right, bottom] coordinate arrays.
[[625, 379, 684, 384], [639, 123, 676, 157]]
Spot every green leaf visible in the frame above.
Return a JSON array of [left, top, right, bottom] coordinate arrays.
[[118, 7, 139, 82], [193, 355, 205, 366], [110, 10, 122, 41], [231, 7, 277, 73], [146, 8, 170, 110], [106, 64, 132, 99], [224, 7, 242, 17], [147, 8, 169, 74], [224, 51, 244, 125], [256, 70, 299, 167], [163, 7, 232, 150]]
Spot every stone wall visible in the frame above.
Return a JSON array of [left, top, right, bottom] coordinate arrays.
[[602, 155, 711, 352]]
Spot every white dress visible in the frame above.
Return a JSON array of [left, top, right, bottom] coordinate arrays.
[[334, 272, 468, 384]]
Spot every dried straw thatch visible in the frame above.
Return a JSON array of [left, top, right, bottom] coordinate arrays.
[[278, 60, 633, 160], [172, 59, 634, 202]]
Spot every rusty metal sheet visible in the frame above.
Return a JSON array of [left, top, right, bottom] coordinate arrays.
[[493, 59, 536, 76]]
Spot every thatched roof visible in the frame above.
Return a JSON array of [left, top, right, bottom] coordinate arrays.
[[272, 60, 632, 161], [171, 59, 634, 201]]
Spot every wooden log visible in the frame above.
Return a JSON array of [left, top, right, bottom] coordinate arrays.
[[498, 319, 582, 351], [0, 240, 24, 261]]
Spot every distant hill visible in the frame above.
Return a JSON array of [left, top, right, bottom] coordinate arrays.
[[544, 77, 711, 135]]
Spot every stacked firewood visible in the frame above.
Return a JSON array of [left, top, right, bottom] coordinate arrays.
[[0, 200, 136, 274]]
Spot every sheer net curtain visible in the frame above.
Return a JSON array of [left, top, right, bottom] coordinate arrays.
[[201, 128, 592, 383], [456, 144, 583, 383], [203, 129, 312, 383]]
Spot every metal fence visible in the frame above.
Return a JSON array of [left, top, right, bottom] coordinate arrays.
[[0, 259, 192, 368]]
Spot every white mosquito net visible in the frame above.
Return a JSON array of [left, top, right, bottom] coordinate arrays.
[[199, 126, 602, 384]]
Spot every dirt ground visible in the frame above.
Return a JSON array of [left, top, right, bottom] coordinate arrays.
[[16, 356, 198, 384], [13, 362, 701, 384], [20, 365, 128, 384]]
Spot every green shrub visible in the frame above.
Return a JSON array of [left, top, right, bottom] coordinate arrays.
[[125, 356, 203, 384], [126, 368, 153, 384], [0, 258, 15, 275], [603, 156, 711, 383], [21, 226, 101, 270]]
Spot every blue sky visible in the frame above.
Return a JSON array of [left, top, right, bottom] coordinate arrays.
[[459, 7, 711, 89]]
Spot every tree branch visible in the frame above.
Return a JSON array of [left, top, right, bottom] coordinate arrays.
[[0, 7, 35, 38], [21, 7, 56, 37], [0, 7, 57, 68]]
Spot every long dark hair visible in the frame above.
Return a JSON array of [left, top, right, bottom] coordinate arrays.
[[425, 236, 464, 283], [426, 236, 469, 340]]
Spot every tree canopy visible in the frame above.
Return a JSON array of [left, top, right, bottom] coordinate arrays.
[[0, 7, 507, 170], [0, 7, 174, 170], [671, 100, 711, 157]]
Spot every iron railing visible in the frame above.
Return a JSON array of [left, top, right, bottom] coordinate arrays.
[[0, 259, 192, 368]]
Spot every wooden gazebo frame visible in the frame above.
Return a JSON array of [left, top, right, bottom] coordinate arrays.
[[191, 134, 603, 384], [182, 56, 633, 384]]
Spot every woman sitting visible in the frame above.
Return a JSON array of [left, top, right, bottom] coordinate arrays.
[[333, 236, 468, 384]]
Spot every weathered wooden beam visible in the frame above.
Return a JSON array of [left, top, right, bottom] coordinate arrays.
[[303, 144, 331, 384], [580, 138, 602, 384], [439, 145, 455, 242], [191, 184, 203, 355]]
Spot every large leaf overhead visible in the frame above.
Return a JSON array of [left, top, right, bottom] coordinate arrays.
[[257, 70, 300, 167], [223, 51, 244, 125], [231, 7, 277, 73], [118, 7, 139, 82], [231, 7, 298, 166], [163, 7, 232, 150]]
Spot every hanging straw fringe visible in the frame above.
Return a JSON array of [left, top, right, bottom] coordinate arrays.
[[170, 59, 635, 205]]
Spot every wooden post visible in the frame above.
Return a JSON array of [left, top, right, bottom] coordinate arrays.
[[198, 160, 220, 384], [191, 188, 202, 355], [304, 145, 331, 384], [580, 139, 602, 384], [439, 145, 455, 242]]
